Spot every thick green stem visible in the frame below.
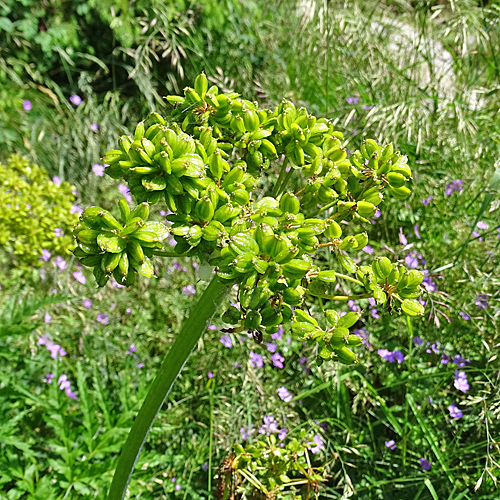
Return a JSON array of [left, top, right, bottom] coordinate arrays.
[[107, 276, 230, 500]]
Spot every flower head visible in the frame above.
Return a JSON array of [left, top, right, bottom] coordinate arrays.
[[92, 164, 105, 177], [182, 285, 196, 296], [91, 123, 99, 131], [308, 434, 325, 454], [118, 183, 132, 202], [23, 100, 32, 111], [346, 96, 358, 105], [271, 352, 284, 369], [448, 403, 463, 418], [419, 458, 432, 471], [454, 371, 469, 393], [97, 313, 109, 325], [220, 334, 232, 348], [82, 299, 92, 308], [250, 351, 263, 369], [385, 440, 396, 450], [73, 271, 86, 285], [70, 94, 82, 106], [277, 386, 293, 402], [41, 249, 51, 262], [55, 256, 66, 270]]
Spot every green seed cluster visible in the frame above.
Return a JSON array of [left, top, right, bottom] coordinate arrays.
[[73, 200, 168, 287], [76, 73, 425, 364]]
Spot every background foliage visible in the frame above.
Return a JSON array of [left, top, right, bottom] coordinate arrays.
[[0, 0, 499, 499]]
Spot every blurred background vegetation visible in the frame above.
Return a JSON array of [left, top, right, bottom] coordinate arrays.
[[0, 0, 499, 499]]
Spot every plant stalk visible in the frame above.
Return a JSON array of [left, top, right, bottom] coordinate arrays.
[[107, 276, 230, 500]]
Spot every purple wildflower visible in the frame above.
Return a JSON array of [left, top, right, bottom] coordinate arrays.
[[348, 300, 358, 312], [308, 434, 325, 454], [399, 228, 408, 245], [23, 100, 32, 111], [444, 179, 463, 196], [250, 352, 263, 369], [70, 94, 82, 106], [208, 371, 214, 379], [43, 373, 54, 384], [460, 311, 470, 320], [374, 209, 381, 218], [422, 195, 433, 206], [353, 328, 369, 346], [448, 403, 463, 418], [271, 326, 283, 340], [385, 440, 396, 450], [346, 96, 358, 105], [118, 183, 132, 202], [41, 249, 51, 262], [137, 363, 145, 369], [259, 416, 279, 436], [82, 299, 92, 308], [278, 428, 287, 440], [73, 271, 86, 285], [202, 463, 209, 470], [55, 256, 66, 270], [126, 344, 136, 354], [422, 276, 437, 292], [44, 312, 51, 323], [271, 352, 284, 369], [91, 123, 99, 131], [266, 342, 277, 353], [363, 105, 373, 110], [362, 245, 375, 254], [240, 424, 254, 440], [70, 205, 83, 214], [419, 458, 432, 471], [277, 386, 293, 402], [414, 224, 421, 239], [441, 354, 451, 364], [97, 313, 109, 325], [220, 334, 232, 348], [413, 336, 423, 345], [92, 164, 105, 176], [208, 325, 218, 331], [454, 371, 469, 393], [475, 295, 488, 310], [175, 485, 181, 491], [477, 221, 488, 230], [404, 251, 419, 269]]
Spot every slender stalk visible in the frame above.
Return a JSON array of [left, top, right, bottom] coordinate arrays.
[[107, 276, 230, 500], [335, 273, 364, 287], [276, 166, 294, 197], [305, 291, 372, 301], [271, 158, 289, 198], [152, 250, 189, 257]]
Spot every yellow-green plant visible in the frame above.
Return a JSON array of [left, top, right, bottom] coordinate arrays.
[[0, 155, 78, 268], [74, 74, 424, 499]]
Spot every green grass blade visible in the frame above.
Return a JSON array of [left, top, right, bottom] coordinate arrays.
[[406, 393, 455, 485], [107, 276, 230, 500], [424, 478, 439, 500]]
